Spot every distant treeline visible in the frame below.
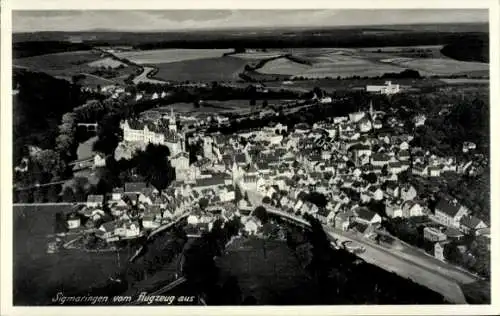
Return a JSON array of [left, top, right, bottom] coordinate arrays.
[[133, 32, 487, 51], [13, 41, 93, 58], [441, 35, 489, 63], [14, 30, 488, 60]]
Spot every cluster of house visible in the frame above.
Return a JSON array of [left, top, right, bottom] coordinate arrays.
[[66, 178, 236, 242], [180, 102, 489, 261]]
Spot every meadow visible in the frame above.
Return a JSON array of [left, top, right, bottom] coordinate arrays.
[[153, 56, 247, 82], [14, 50, 139, 86], [256, 46, 489, 79], [258, 54, 406, 79], [114, 49, 233, 64], [386, 58, 489, 76], [14, 50, 102, 72]]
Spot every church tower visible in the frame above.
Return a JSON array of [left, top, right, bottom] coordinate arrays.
[[369, 100, 374, 121], [169, 107, 177, 132]]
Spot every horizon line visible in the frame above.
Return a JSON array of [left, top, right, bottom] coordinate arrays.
[[12, 21, 489, 34]]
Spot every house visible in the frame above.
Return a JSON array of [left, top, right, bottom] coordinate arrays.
[[352, 222, 375, 237], [316, 208, 332, 225], [353, 207, 382, 225], [110, 188, 124, 201], [66, 214, 81, 229], [93, 154, 107, 168], [434, 198, 468, 228], [142, 212, 161, 230], [423, 227, 447, 242], [371, 153, 391, 167], [86, 195, 104, 208], [219, 185, 236, 202], [459, 216, 487, 235], [443, 227, 465, 241], [402, 201, 424, 218], [385, 200, 403, 218], [334, 212, 352, 231], [428, 166, 441, 177], [385, 181, 400, 198], [98, 221, 117, 239], [434, 241, 449, 261], [400, 185, 417, 201], [124, 182, 148, 193], [122, 221, 141, 238]]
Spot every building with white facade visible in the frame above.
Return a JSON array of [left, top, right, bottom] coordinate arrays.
[[366, 81, 400, 95]]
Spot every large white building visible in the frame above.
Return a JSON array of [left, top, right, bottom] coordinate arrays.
[[366, 81, 400, 95], [120, 108, 185, 156]]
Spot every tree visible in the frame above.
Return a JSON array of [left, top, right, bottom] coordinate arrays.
[[362, 173, 378, 184], [134, 144, 175, 191], [62, 186, 76, 202], [443, 242, 464, 265], [471, 237, 490, 278], [253, 206, 269, 224], [199, 197, 209, 210], [234, 185, 243, 202], [262, 196, 271, 204]]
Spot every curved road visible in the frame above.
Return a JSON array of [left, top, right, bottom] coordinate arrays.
[[243, 188, 476, 304]]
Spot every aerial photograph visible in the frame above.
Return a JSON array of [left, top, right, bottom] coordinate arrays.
[[11, 9, 490, 306]]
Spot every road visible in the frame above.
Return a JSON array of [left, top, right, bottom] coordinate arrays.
[[243, 188, 474, 304], [133, 66, 167, 85]]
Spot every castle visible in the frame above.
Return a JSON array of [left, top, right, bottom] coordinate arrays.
[[120, 108, 185, 156]]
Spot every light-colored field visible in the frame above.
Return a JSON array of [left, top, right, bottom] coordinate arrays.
[[390, 58, 489, 76], [115, 49, 233, 64], [88, 57, 127, 69], [232, 51, 286, 60], [440, 78, 489, 84], [258, 55, 405, 79]]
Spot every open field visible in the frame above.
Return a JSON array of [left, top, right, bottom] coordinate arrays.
[[384, 58, 489, 76], [439, 78, 489, 85], [231, 51, 287, 60], [88, 57, 128, 69], [15, 50, 140, 85], [115, 49, 233, 64], [13, 205, 129, 305], [258, 55, 406, 79], [14, 50, 102, 73], [153, 56, 247, 82]]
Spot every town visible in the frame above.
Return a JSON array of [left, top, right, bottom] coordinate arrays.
[[11, 11, 491, 307], [40, 77, 489, 285]]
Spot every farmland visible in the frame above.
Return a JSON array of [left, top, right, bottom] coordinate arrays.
[[258, 55, 406, 79], [114, 49, 233, 64], [382, 58, 489, 76], [153, 56, 247, 82], [14, 50, 102, 74], [253, 46, 489, 79], [14, 50, 140, 86]]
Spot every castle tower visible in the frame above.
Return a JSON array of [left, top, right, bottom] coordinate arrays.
[[169, 107, 177, 132]]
